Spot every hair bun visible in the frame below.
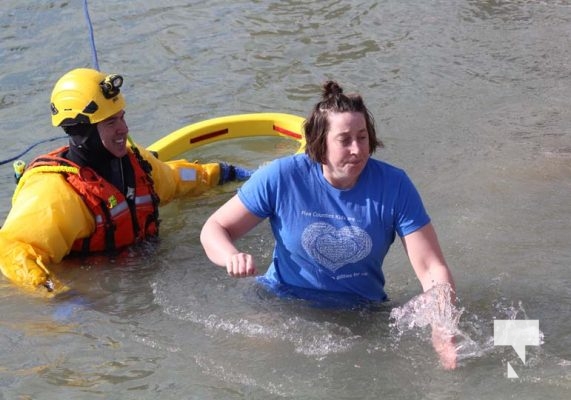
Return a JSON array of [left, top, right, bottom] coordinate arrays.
[[322, 80, 343, 99]]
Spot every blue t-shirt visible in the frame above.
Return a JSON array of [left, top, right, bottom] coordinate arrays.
[[238, 153, 430, 305]]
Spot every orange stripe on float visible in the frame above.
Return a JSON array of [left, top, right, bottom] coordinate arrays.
[[189, 129, 229, 143], [273, 125, 302, 140]]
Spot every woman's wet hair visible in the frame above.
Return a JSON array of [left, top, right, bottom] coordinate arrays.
[[303, 80, 382, 163]]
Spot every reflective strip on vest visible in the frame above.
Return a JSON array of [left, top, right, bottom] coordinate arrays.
[[135, 194, 154, 205], [93, 195, 153, 224], [109, 201, 130, 218]]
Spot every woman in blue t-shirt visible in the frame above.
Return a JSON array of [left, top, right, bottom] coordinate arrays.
[[200, 80, 457, 369]]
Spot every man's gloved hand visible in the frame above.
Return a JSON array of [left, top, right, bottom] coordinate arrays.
[[219, 162, 254, 184]]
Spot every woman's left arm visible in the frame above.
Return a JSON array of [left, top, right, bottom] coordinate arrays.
[[401, 223, 455, 298], [401, 223, 458, 369]]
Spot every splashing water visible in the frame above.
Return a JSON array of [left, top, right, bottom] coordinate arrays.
[[389, 285, 549, 368], [388, 283, 465, 368], [151, 280, 360, 357], [389, 283, 462, 336]]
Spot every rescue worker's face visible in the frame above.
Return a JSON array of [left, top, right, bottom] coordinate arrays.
[[97, 110, 129, 158]]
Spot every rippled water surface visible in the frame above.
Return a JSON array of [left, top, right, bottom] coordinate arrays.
[[1, 1, 570, 399]]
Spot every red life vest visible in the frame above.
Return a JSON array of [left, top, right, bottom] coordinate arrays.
[[27, 146, 160, 254]]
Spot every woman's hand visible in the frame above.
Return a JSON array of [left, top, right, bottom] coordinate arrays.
[[432, 325, 457, 370], [225, 252, 258, 277]]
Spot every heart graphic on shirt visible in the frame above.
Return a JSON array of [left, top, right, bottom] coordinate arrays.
[[301, 222, 372, 272]]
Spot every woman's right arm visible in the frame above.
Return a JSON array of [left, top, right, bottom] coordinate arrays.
[[200, 195, 264, 277]]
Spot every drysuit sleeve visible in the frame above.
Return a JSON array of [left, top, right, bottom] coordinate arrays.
[[137, 146, 223, 204], [0, 171, 94, 293]]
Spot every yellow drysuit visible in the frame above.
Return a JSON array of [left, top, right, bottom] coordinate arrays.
[[0, 144, 222, 294]]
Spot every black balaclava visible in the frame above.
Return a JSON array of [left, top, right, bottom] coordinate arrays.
[[63, 124, 132, 194]]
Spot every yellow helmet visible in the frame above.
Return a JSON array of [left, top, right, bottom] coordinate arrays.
[[50, 68, 126, 127]]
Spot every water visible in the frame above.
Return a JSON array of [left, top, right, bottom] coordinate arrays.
[[1, 0, 570, 398]]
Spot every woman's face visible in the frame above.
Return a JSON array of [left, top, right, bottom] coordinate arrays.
[[97, 110, 129, 158], [322, 111, 370, 189]]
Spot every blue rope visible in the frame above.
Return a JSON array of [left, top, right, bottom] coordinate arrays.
[[0, 136, 67, 166], [83, 0, 100, 71], [1, 1, 99, 168]]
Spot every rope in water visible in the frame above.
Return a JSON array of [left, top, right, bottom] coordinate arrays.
[[83, 0, 100, 71], [0, 0, 99, 168], [0, 137, 68, 166]]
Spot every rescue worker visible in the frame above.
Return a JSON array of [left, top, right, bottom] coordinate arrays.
[[0, 68, 252, 294]]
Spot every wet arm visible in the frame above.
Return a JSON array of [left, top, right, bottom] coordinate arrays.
[[401, 223, 458, 370], [401, 223, 456, 299], [200, 195, 263, 277]]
